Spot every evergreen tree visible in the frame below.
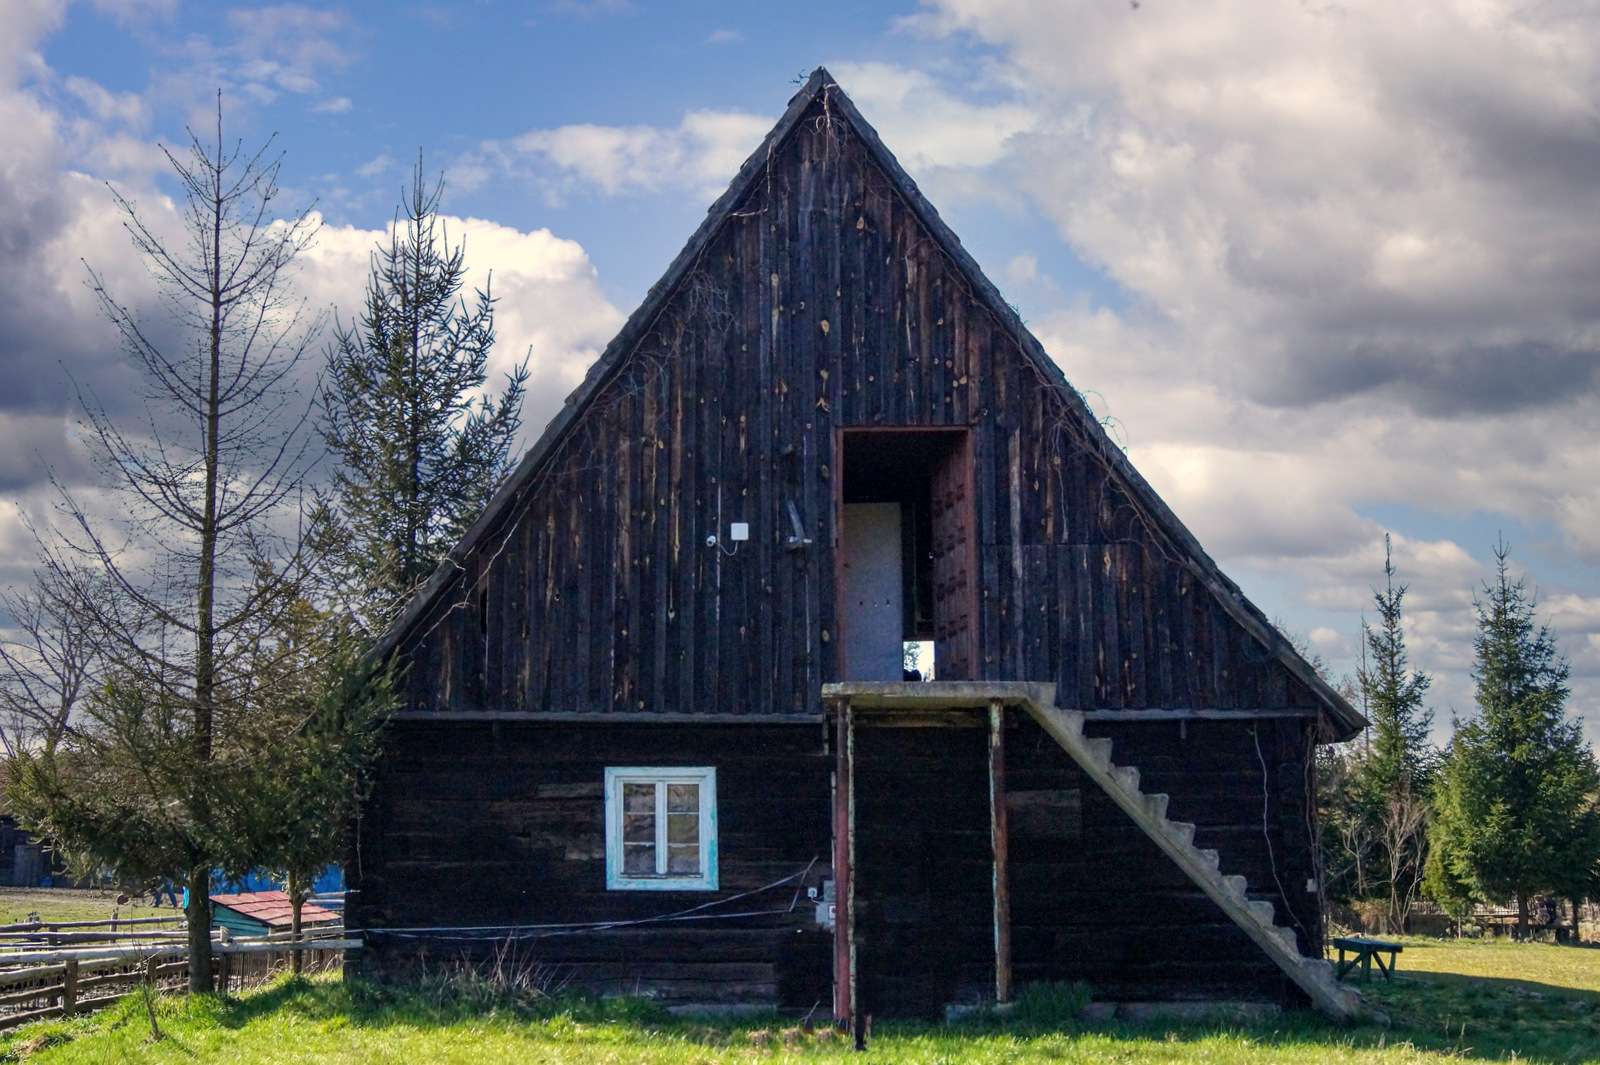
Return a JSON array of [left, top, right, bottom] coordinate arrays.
[[1429, 540, 1600, 938], [319, 155, 529, 629], [1355, 535, 1435, 807], [1339, 536, 1436, 931], [222, 592, 392, 972]]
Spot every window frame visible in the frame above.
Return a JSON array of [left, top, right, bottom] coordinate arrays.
[[603, 766, 718, 891]]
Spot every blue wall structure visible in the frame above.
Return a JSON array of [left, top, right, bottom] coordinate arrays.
[[212, 866, 344, 895]]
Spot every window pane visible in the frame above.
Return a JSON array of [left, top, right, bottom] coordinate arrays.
[[667, 811, 699, 845], [623, 843, 656, 876], [666, 783, 698, 814], [623, 811, 656, 846], [667, 844, 700, 874], [623, 782, 655, 814]]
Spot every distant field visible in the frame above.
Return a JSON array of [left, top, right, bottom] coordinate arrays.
[[0, 887, 173, 927], [0, 934, 1593, 1063]]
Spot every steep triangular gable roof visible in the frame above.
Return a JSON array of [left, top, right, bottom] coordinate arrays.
[[373, 68, 1365, 741]]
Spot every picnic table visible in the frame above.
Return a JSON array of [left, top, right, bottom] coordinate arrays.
[[1332, 936, 1403, 981]]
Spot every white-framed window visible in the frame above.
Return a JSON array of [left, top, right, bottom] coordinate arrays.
[[604, 766, 718, 891]]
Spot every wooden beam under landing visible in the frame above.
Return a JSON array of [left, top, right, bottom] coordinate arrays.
[[830, 699, 858, 1039], [988, 699, 1013, 1005]]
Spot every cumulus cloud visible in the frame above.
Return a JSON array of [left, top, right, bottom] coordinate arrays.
[[0, 7, 625, 599], [828, 61, 1035, 174], [902, 0, 1600, 739], [299, 215, 624, 445]]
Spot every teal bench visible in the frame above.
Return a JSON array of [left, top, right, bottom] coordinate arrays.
[[1332, 936, 1403, 981]]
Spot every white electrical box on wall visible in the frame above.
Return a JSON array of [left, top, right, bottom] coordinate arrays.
[[729, 522, 749, 542]]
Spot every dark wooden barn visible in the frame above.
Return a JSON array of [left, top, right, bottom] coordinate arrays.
[[348, 68, 1367, 1024]]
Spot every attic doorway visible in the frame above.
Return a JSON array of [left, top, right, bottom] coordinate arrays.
[[837, 428, 976, 682]]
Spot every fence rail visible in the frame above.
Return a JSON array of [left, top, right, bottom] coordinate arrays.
[[0, 923, 356, 1032]]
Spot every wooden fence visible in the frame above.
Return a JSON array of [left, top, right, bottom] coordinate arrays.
[[0, 917, 358, 1031]]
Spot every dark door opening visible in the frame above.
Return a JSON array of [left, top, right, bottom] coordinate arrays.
[[837, 428, 976, 682], [852, 722, 995, 1017]]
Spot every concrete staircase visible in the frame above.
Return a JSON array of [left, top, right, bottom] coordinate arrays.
[[1012, 683, 1364, 1022]]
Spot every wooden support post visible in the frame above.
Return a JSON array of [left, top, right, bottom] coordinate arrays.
[[61, 958, 77, 1017], [988, 699, 1012, 1005], [831, 698, 859, 1045], [218, 952, 230, 995]]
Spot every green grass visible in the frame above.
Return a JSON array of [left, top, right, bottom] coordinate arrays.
[[0, 889, 169, 927], [1, 939, 1597, 1064]]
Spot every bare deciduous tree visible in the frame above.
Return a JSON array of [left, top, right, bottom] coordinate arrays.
[[0, 564, 106, 756], [1380, 788, 1429, 933], [6, 94, 323, 994]]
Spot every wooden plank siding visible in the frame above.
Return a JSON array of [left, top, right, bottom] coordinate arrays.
[[347, 722, 832, 1007], [1005, 714, 1323, 1003], [387, 94, 1324, 724]]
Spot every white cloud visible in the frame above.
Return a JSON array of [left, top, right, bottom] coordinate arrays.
[[704, 28, 742, 46], [463, 109, 770, 200], [62, 75, 146, 126], [145, 3, 356, 122], [355, 152, 393, 179], [298, 216, 625, 447], [0, 4, 625, 588], [907, 0, 1600, 742], [828, 61, 1036, 173]]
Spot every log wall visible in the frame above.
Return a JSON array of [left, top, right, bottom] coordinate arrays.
[[347, 721, 832, 1008]]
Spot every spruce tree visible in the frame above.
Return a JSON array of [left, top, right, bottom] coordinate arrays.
[[1430, 540, 1600, 938], [1348, 536, 1435, 931], [1355, 535, 1435, 805], [319, 155, 529, 630]]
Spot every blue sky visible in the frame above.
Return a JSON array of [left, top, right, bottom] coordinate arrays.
[[10, 0, 1600, 742], [40, 0, 1126, 320]]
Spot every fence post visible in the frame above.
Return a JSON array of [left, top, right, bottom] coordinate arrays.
[[217, 952, 230, 995], [61, 958, 78, 1017]]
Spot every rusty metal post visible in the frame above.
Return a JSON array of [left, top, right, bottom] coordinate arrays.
[[989, 699, 1012, 1005]]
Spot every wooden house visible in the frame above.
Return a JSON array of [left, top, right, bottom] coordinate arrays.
[[348, 69, 1366, 1023]]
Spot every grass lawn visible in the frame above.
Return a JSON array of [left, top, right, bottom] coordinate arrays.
[[0, 888, 170, 927], [0, 937, 1595, 1064]]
